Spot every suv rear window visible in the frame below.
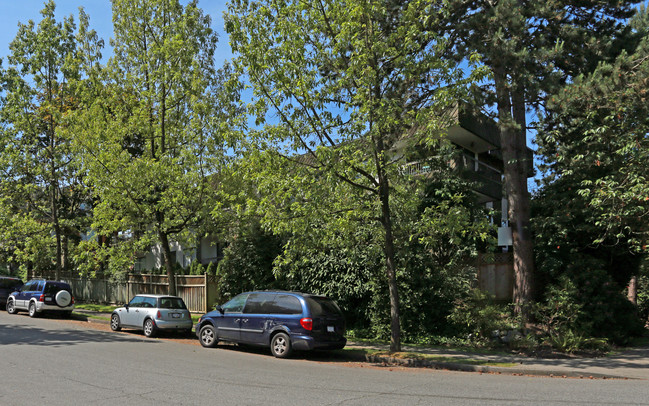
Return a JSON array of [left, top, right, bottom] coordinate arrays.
[[44, 282, 71, 295], [305, 296, 342, 317]]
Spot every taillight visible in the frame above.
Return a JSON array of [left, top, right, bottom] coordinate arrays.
[[71, 296, 75, 305], [156, 310, 162, 319], [300, 318, 313, 331], [38, 294, 44, 302]]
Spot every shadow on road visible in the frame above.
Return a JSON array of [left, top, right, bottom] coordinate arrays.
[[0, 317, 161, 347], [195, 341, 364, 363]]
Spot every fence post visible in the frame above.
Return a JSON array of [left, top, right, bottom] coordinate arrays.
[[204, 274, 207, 313]]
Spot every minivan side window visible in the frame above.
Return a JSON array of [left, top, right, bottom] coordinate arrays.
[[22, 281, 35, 292], [243, 293, 275, 314], [222, 294, 248, 313], [271, 295, 302, 315]]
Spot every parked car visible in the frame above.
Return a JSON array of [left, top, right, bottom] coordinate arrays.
[[110, 294, 193, 337], [0, 276, 23, 309], [6, 279, 74, 317], [196, 291, 346, 358]]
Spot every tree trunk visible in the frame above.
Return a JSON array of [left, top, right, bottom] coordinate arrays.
[[377, 161, 401, 352], [628, 275, 637, 305], [159, 229, 177, 296], [52, 176, 62, 281], [493, 68, 535, 320]]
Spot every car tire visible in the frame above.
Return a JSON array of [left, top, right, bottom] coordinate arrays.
[[28, 302, 38, 318], [199, 324, 218, 348], [143, 318, 157, 337], [270, 332, 292, 358], [110, 314, 122, 331], [6, 299, 17, 314]]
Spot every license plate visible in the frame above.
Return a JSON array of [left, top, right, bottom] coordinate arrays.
[[171, 313, 180, 318], [45, 298, 52, 302], [327, 326, 335, 333]]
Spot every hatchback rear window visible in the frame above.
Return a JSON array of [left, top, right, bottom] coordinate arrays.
[[159, 297, 187, 309], [305, 297, 342, 317]]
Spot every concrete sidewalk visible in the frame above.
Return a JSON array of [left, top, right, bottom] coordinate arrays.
[[72, 309, 649, 380], [346, 341, 649, 380]]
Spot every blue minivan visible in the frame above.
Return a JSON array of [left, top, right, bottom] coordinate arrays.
[[196, 291, 346, 358]]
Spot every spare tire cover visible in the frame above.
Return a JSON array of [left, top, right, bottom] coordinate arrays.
[[55, 290, 72, 307]]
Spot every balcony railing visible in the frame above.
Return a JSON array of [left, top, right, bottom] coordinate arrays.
[[401, 153, 503, 199]]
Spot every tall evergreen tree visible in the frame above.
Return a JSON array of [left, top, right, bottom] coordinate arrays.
[[440, 0, 639, 316], [536, 5, 649, 292]]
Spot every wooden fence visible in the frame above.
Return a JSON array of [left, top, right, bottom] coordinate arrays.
[[477, 252, 514, 301], [66, 274, 219, 313]]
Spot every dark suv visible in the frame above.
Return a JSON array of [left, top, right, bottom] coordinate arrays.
[[0, 276, 23, 309], [196, 291, 346, 358], [6, 279, 75, 318]]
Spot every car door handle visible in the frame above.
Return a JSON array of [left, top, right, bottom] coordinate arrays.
[[242, 319, 248, 323]]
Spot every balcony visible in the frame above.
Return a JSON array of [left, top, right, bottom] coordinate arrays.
[[401, 153, 503, 201], [452, 153, 503, 201]]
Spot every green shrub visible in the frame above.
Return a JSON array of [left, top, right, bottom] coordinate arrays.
[[545, 330, 609, 353], [448, 289, 517, 342]]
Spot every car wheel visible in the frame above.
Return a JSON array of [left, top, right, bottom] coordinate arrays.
[[143, 318, 157, 337], [199, 324, 217, 348], [270, 332, 292, 358], [110, 314, 122, 331], [6, 299, 17, 314], [28, 302, 38, 318]]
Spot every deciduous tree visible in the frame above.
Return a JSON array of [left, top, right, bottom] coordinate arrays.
[[225, 0, 486, 351]]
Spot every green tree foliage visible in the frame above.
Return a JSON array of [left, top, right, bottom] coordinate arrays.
[[72, 0, 239, 291], [225, 0, 486, 352], [215, 219, 284, 303], [534, 7, 649, 342], [441, 0, 641, 317], [0, 2, 97, 279]]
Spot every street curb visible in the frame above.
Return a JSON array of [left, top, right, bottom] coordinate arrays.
[[362, 354, 633, 380], [71, 311, 110, 325]]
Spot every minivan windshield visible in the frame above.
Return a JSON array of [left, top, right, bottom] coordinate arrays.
[[305, 296, 342, 317]]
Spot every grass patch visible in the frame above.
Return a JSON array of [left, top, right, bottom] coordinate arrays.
[[364, 349, 517, 367], [75, 303, 118, 313], [346, 336, 511, 356], [72, 312, 110, 321]]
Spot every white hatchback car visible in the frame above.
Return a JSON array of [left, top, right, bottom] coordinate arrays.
[[110, 294, 193, 337]]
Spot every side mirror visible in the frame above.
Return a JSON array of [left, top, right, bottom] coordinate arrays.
[[215, 305, 224, 314], [124, 304, 129, 310]]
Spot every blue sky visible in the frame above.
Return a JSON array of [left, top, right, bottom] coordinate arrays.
[[0, 1, 233, 65]]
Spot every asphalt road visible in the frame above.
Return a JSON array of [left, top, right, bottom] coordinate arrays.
[[1, 311, 648, 406]]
